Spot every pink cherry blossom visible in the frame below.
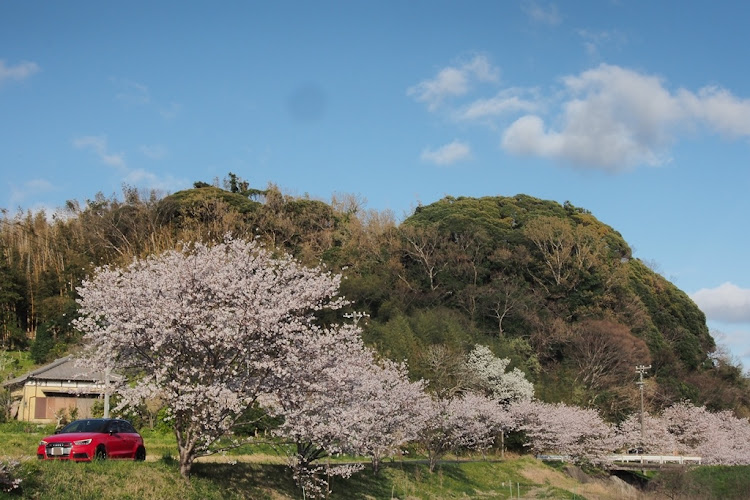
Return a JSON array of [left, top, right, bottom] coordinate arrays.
[[75, 236, 349, 478]]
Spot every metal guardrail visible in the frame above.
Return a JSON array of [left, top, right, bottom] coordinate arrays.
[[607, 454, 702, 465], [536, 454, 702, 465]]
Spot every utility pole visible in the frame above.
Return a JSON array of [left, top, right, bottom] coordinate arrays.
[[636, 364, 651, 448]]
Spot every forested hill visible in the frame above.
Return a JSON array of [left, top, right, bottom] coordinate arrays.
[[1, 181, 748, 420]]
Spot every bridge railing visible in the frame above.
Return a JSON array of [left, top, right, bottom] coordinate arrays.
[[606, 454, 702, 465], [536, 454, 702, 465]]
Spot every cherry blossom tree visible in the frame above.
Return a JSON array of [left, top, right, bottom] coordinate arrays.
[[616, 412, 676, 454], [272, 325, 429, 476], [75, 237, 349, 478], [348, 359, 430, 473], [417, 397, 465, 473], [512, 400, 616, 464], [271, 326, 368, 475], [265, 322, 430, 496], [447, 392, 516, 457], [659, 401, 750, 464], [616, 402, 750, 465], [660, 401, 715, 455], [702, 409, 750, 465], [419, 392, 513, 472], [463, 344, 533, 457]]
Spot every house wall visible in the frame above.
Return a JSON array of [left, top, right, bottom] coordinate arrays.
[[16, 380, 105, 423]]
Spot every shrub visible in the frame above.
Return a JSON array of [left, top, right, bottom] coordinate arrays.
[[0, 459, 22, 493]]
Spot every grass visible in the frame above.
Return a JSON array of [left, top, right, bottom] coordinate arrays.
[[136, 429, 178, 460], [12, 459, 284, 500], [648, 465, 750, 500], [0, 351, 35, 382], [4, 456, 583, 500], [5, 423, 750, 499], [0, 424, 582, 499], [8, 452, 750, 499]]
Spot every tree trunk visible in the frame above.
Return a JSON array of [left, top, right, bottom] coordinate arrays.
[[179, 460, 191, 479], [175, 427, 197, 479], [428, 450, 438, 473], [178, 447, 195, 479]]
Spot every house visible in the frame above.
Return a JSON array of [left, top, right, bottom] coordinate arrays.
[[2, 356, 114, 423]]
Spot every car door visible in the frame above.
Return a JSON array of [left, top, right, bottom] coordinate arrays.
[[104, 420, 128, 458], [119, 421, 141, 456]]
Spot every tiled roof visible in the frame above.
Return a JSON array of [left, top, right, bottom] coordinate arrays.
[[2, 356, 113, 388]]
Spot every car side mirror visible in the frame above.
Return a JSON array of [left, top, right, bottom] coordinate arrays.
[[109, 430, 115, 435]]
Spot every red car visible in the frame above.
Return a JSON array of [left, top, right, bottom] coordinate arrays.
[[37, 418, 146, 461]]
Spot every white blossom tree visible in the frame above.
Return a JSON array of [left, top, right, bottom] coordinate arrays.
[[75, 237, 349, 478], [271, 326, 368, 475], [465, 344, 534, 404]]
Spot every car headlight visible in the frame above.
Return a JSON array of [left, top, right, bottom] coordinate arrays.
[[73, 439, 92, 445], [39, 440, 47, 446]]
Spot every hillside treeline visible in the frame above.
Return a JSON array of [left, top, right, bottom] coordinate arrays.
[[1, 175, 747, 420]]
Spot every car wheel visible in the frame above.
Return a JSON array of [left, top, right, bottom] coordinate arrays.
[[95, 445, 107, 461], [135, 446, 146, 461]]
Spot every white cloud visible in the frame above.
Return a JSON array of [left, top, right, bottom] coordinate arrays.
[[502, 115, 561, 157], [691, 282, 750, 323], [123, 169, 184, 192], [521, 1, 562, 26], [501, 64, 750, 170], [421, 140, 472, 165], [411, 59, 750, 171], [0, 60, 40, 84], [408, 55, 499, 111], [73, 135, 126, 169], [679, 85, 750, 138], [462, 55, 500, 83], [69, 135, 185, 197], [458, 88, 540, 121]]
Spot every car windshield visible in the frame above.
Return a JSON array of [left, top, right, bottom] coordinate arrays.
[[59, 419, 109, 433]]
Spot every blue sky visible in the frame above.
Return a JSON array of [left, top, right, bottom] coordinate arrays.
[[2, 1, 750, 369]]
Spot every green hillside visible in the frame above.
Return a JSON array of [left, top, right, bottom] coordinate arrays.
[[346, 194, 741, 418], [1, 182, 747, 421]]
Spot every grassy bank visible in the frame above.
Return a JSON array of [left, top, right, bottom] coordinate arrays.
[[7, 454, 750, 499], [5, 456, 592, 499]]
